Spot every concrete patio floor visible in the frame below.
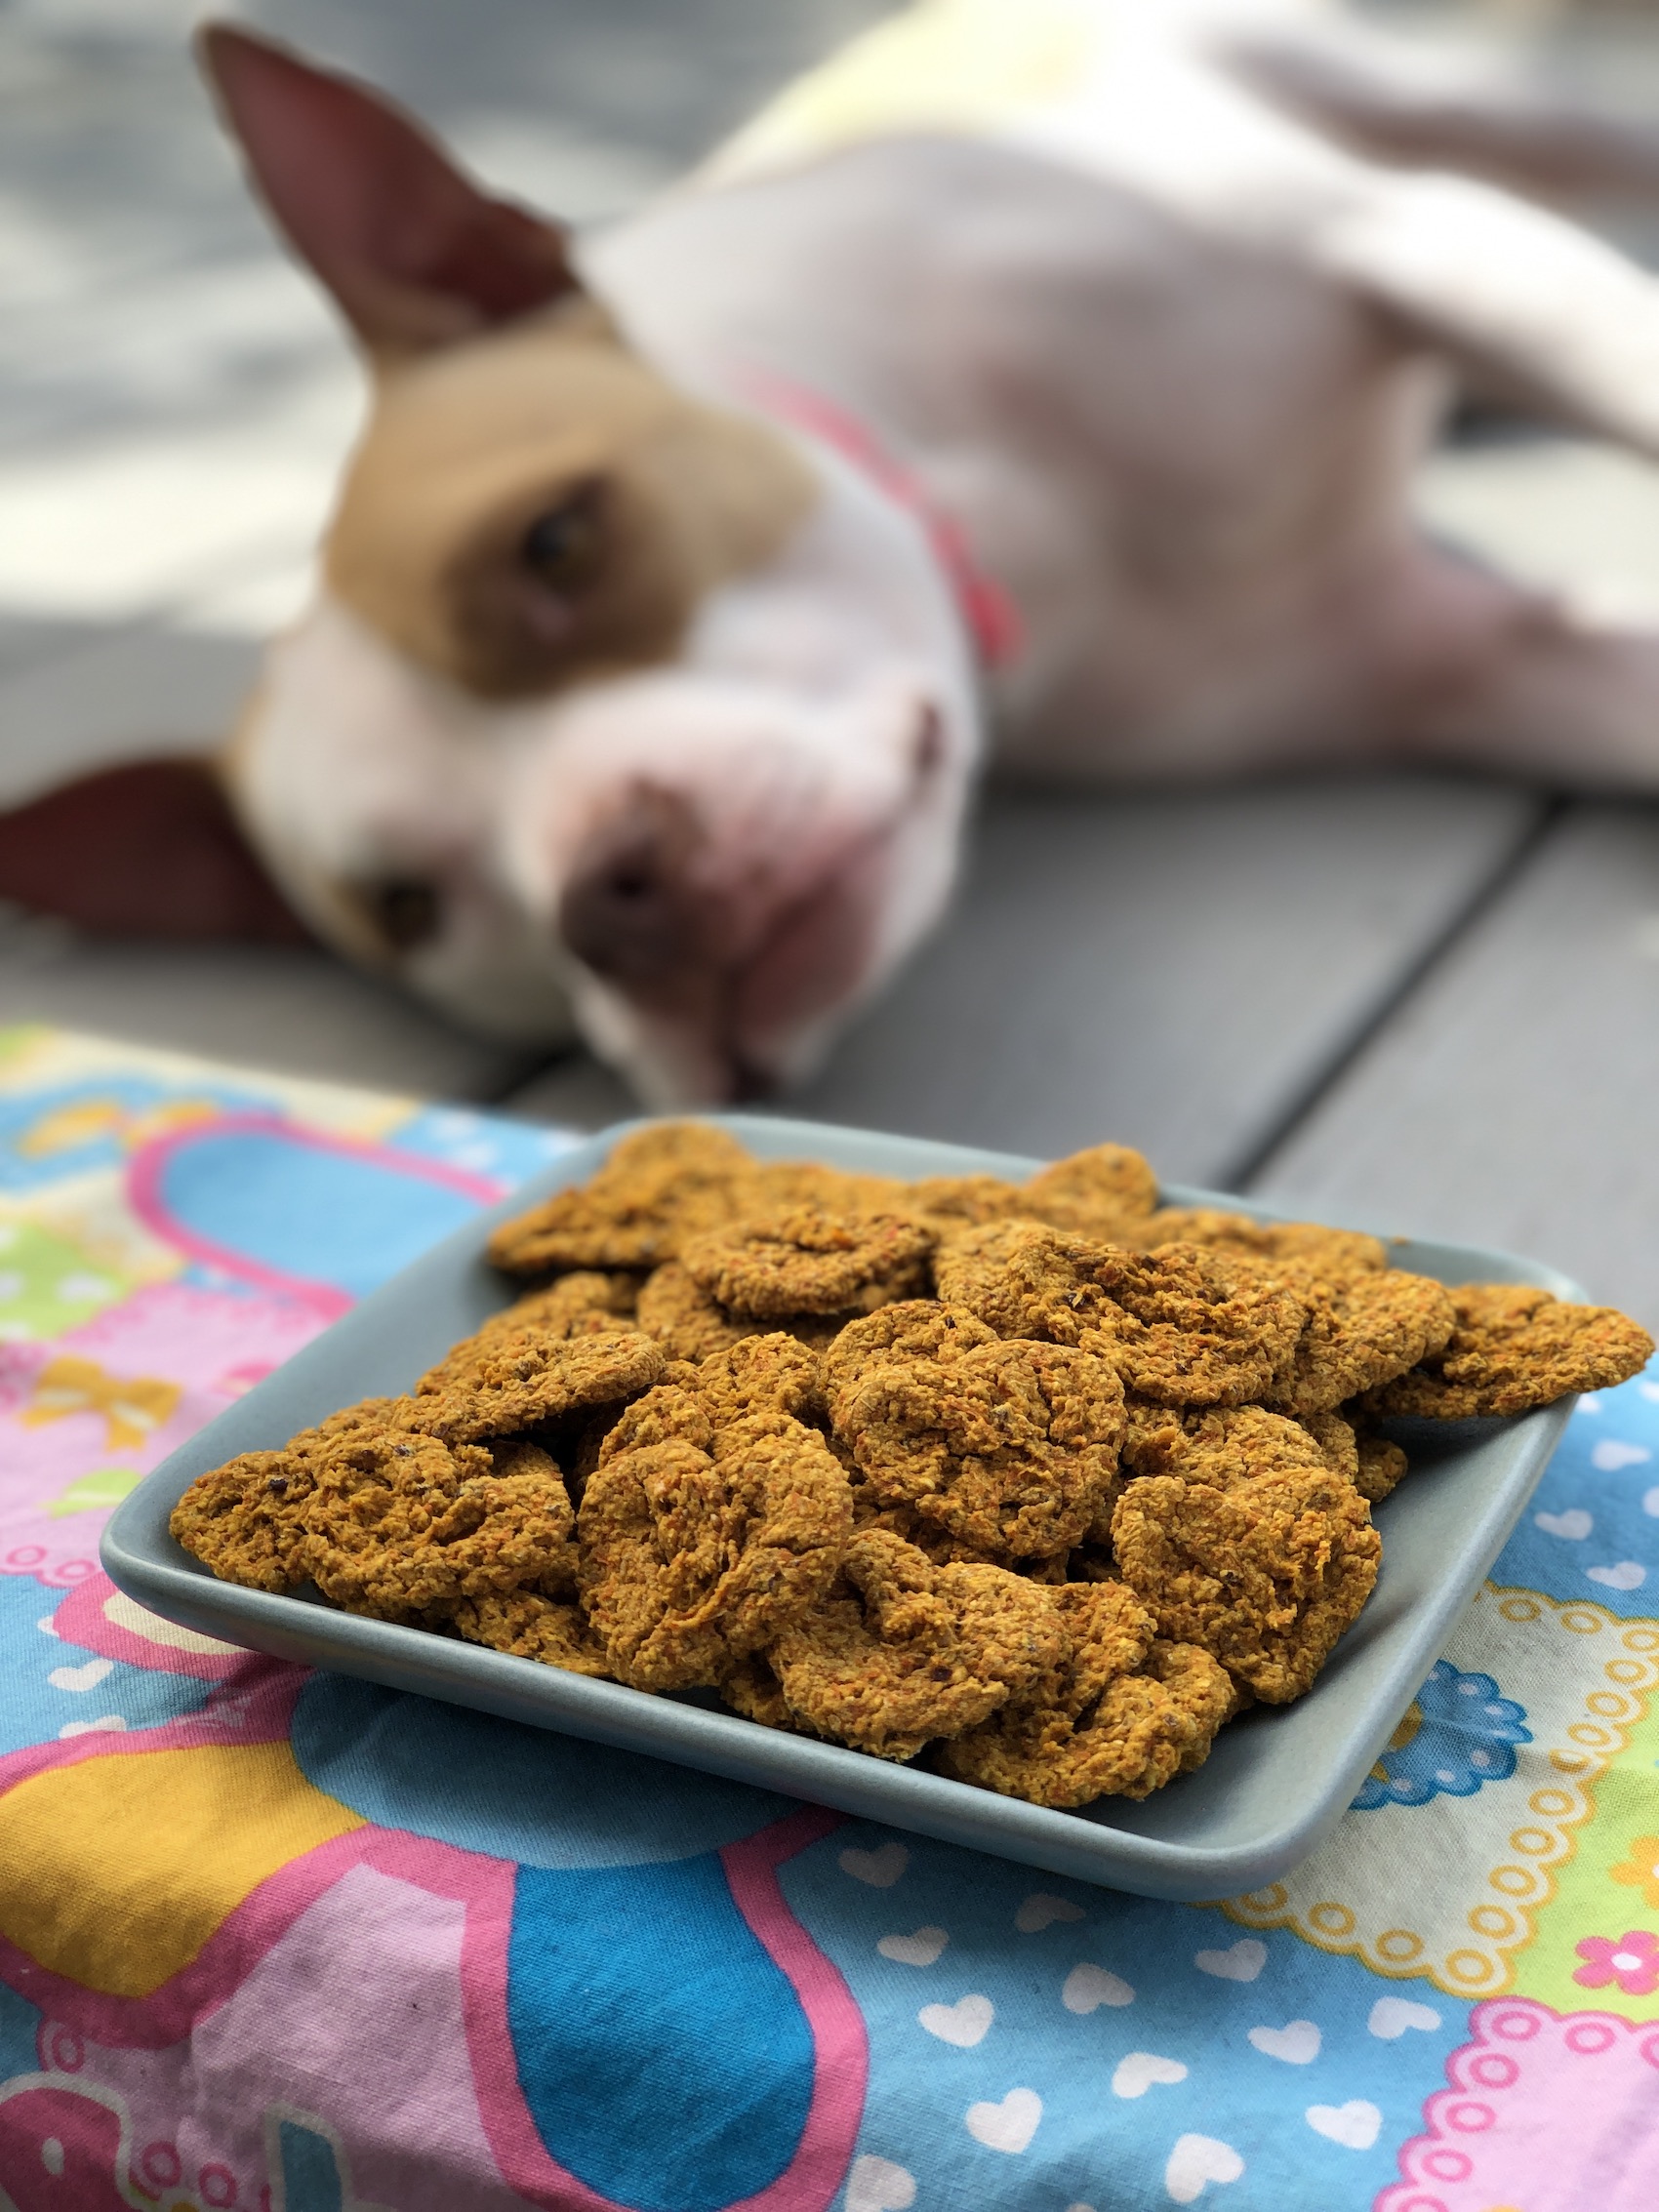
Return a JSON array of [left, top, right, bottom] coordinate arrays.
[[9, 0, 1659, 1320]]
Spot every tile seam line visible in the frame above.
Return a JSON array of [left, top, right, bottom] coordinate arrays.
[[1220, 787, 1569, 1194]]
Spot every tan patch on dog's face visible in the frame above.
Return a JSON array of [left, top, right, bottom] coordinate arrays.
[[324, 301, 817, 699]]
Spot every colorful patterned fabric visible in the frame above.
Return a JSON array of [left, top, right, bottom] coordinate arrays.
[[1, 1026, 1655, 2212]]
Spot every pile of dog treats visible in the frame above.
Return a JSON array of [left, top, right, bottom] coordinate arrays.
[[172, 1124, 1653, 1810]]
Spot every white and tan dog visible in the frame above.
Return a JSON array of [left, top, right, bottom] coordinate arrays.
[[12, 0, 1659, 1102]]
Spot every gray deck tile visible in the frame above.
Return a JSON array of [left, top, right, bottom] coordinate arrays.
[[0, 623, 261, 805], [1248, 802, 1659, 1323], [0, 909, 536, 1102], [780, 776, 1545, 1183]]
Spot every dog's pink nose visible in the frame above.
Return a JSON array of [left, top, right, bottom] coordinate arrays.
[[558, 791, 714, 987]]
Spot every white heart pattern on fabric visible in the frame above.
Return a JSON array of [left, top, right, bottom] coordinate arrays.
[[1113, 2051, 1189, 2099], [1643, 1487, 1659, 1518], [1368, 1997, 1441, 2040], [1063, 1962, 1135, 2013], [840, 1842, 910, 1888], [58, 1715, 127, 1739], [1164, 2133, 1244, 2202], [845, 2154, 916, 2212], [47, 1658, 113, 1693], [920, 1994, 994, 2048], [1534, 1508, 1593, 1540], [1248, 2020, 1321, 2065], [878, 1927, 949, 1968], [1016, 1891, 1086, 1934], [1592, 1439, 1651, 1471], [1306, 2101, 1383, 2151], [1194, 1941, 1267, 1983], [1588, 1561, 1647, 1591], [965, 2088, 1042, 2153]]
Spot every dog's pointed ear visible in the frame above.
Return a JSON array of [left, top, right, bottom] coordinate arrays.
[[197, 20, 581, 355], [0, 760, 310, 944]]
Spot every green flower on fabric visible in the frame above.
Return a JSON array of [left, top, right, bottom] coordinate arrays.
[[0, 1217, 128, 1342]]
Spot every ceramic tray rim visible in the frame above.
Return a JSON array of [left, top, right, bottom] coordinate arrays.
[[101, 1114, 1580, 1901]]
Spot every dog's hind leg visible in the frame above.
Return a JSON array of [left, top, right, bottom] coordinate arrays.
[[1298, 162, 1659, 459], [1220, 20, 1659, 204], [1375, 551, 1659, 789], [1281, 165, 1659, 785]]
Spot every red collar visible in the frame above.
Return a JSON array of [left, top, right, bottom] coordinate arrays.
[[744, 372, 1023, 670]]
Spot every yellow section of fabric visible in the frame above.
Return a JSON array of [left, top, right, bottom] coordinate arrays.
[[20, 1355, 182, 1451], [704, 0, 1104, 183], [0, 1742, 365, 1996], [1213, 1588, 1659, 1999]]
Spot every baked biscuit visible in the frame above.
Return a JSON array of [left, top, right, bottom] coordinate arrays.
[[1021, 1143, 1160, 1236], [821, 1300, 998, 1427], [749, 1160, 911, 1217], [680, 1208, 934, 1320], [720, 1649, 805, 1731], [1111, 1464, 1381, 1703], [418, 1273, 641, 1391], [170, 1448, 317, 1593], [936, 1226, 1306, 1406], [634, 1262, 854, 1364], [767, 1529, 1068, 1760], [1179, 1404, 1407, 1505], [940, 1584, 1234, 1805], [693, 1333, 824, 1424], [503, 1270, 640, 1329], [578, 1407, 853, 1691], [932, 1221, 1110, 1344], [487, 1121, 753, 1273], [903, 1176, 1044, 1233], [1358, 1283, 1654, 1419], [450, 1589, 613, 1676], [1156, 1404, 1336, 1490], [836, 1337, 1124, 1557], [169, 1394, 414, 1591], [1298, 1409, 1359, 1482], [303, 1428, 576, 1621], [1267, 1268, 1457, 1417], [411, 1327, 665, 1444], [1136, 1210, 1388, 1281], [846, 1477, 1077, 1579], [1354, 1431, 1411, 1503], [635, 1261, 758, 1363], [1083, 1245, 1308, 1408]]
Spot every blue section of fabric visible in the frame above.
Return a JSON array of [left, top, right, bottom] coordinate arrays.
[[784, 1826, 1468, 2212], [0, 1076, 266, 1190], [389, 1106, 576, 1189], [0, 1973, 41, 2086], [1493, 1359, 1659, 1612], [0, 1579, 214, 1757], [154, 1128, 484, 1298], [507, 1855, 814, 2212], [1351, 1659, 1530, 1810], [290, 1674, 793, 1869], [276, 2119, 345, 2212]]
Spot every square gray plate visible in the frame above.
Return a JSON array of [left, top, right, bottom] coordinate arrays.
[[101, 1115, 1578, 1901]]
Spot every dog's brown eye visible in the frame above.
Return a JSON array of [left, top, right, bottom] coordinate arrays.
[[522, 485, 603, 592], [370, 879, 442, 952]]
